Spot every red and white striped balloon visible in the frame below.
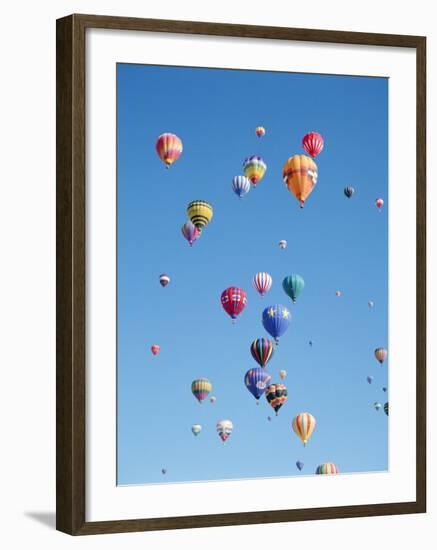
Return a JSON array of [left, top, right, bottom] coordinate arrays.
[[302, 131, 324, 158], [253, 272, 272, 297]]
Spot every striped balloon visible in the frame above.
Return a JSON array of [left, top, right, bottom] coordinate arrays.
[[375, 347, 387, 364], [265, 383, 288, 415], [250, 338, 274, 367], [292, 412, 316, 446], [159, 273, 170, 287], [181, 221, 200, 246], [243, 155, 267, 186], [344, 186, 355, 198], [221, 287, 247, 321], [232, 176, 251, 199], [315, 463, 339, 475], [253, 272, 272, 297], [302, 131, 324, 158], [187, 200, 213, 231], [191, 378, 212, 403], [155, 133, 183, 167], [384, 402, 389, 416]]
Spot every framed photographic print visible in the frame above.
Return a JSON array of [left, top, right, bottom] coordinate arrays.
[[56, 14, 426, 535]]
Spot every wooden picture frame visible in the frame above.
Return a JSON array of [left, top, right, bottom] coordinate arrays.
[[56, 13, 426, 535]]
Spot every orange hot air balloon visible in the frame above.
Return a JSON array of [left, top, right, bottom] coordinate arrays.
[[282, 155, 318, 208]]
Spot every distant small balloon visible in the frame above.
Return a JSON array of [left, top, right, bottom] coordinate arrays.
[[151, 344, 160, 356], [232, 176, 251, 199], [375, 347, 388, 364], [279, 369, 287, 380], [296, 460, 304, 471], [210, 396, 217, 404], [181, 221, 200, 247], [335, 290, 341, 297], [267, 416, 272, 422], [344, 186, 355, 198], [367, 376, 374, 384], [309, 340, 313, 347], [374, 402, 382, 411], [255, 126, 266, 138], [191, 424, 202, 436], [384, 402, 389, 416], [216, 419, 233, 443], [375, 198, 384, 210], [382, 387, 387, 393], [161, 468, 167, 475], [279, 240, 287, 250], [315, 463, 339, 475], [159, 273, 170, 287], [368, 301, 374, 308], [302, 132, 324, 158]]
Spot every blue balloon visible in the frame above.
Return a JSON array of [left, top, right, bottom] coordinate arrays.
[[262, 304, 291, 344], [244, 368, 271, 401], [367, 376, 374, 384], [296, 460, 304, 471], [232, 176, 251, 199]]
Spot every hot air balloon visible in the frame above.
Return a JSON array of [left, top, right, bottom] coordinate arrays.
[[156, 133, 183, 168], [187, 200, 213, 232], [309, 340, 313, 347], [250, 338, 274, 367], [315, 463, 339, 475], [368, 301, 374, 308], [151, 344, 160, 356], [253, 272, 272, 297], [375, 198, 384, 210], [375, 347, 388, 364], [267, 416, 272, 422], [384, 402, 389, 416], [302, 131, 324, 158], [278, 240, 287, 250], [181, 221, 200, 246], [221, 287, 247, 322], [210, 396, 217, 404], [216, 419, 233, 443], [244, 368, 272, 402], [344, 186, 355, 198], [161, 468, 167, 475], [191, 378, 212, 403], [292, 412, 316, 446], [191, 424, 202, 436], [382, 387, 387, 393], [159, 273, 170, 287], [283, 155, 318, 208], [367, 376, 374, 384], [265, 383, 288, 415], [255, 126, 266, 138], [232, 176, 251, 199], [296, 460, 304, 472], [243, 155, 267, 186], [335, 290, 341, 297], [279, 370, 287, 380], [262, 304, 291, 344], [282, 274, 305, 303], [374, 402, 382, 411]]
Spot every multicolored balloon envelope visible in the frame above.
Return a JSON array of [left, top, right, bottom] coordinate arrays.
[[265, 383, 288, 415], [243, 155, 267, 186], [375, 347, 388, 364], [191, 378, 212, 403], [216, 419, 233, 443], [262, 304, 291, 344], [292, 412, 316, 446], [250, 337, 274, 367], [315, 463, 339, 475], [278, 240, 287, 250], [255, 126, 266, 138], [187, 200, 213, 232], [344, 186, 355, 198], [253, 272, 272, 297], [232, 176, 251, 199], [155, 133, 183, 167], [221, 287, 247, 322], [283, 154, 318, 208], [244, 368, 272, 401], [181, 221, 200, 246], [159, 273, 170, 287], [302, 131, 324, 158], [282, 274, 305, 303], [151, 344, 160, 356]]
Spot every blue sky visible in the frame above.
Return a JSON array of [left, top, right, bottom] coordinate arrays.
[[116, 63, 388, 485]]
